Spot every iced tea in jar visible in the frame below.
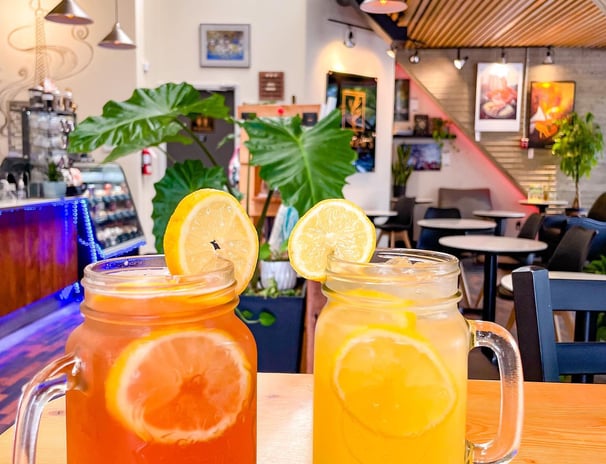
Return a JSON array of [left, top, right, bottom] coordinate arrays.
[[313, 249, 524, 464], [13, 255, 257, 464]]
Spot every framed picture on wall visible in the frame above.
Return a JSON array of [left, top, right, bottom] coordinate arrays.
[[200, 24, 250, 68], [326, 71, 377, 173], [528, 81, 576, 148], [474, 62, 524, 132], [403, 142, 442, 171]]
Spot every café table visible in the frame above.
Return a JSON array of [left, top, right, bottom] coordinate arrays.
[[519, 198, 568, 214], [473, 209, 525, 236], [364, 209, 397, 222], [417, 218, 497, 232], [439, 235, 547, 323], [500, 270, 606, 293], [1, 373, 605, 463]]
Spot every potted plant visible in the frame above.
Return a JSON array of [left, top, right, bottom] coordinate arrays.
[[68, 82, 357, 372], [552, 112, 604, 209], [391, 144, 413, 198], [42, 160, 67, 198], [259, 240, 298, 291]]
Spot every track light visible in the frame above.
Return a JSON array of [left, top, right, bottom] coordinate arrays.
[[45, 0, 93, 25], [360, 0, 407, 14], [344, 27, 356, 48], [500, 48, 507, 64], [386, 42, 398, 58], [409, 50, 420, 64], [453, 48, 468, 70], [544, 46, 554, 64]]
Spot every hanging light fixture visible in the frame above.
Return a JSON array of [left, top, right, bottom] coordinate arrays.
[[453, 48, 468, 70], [360, 0, 407, 14], [343, 26, 356, 48], [543, 46, 554, 64], [409, 49, 420, 64], [98, 0, 136, 49], [45, 0, 93, 25]]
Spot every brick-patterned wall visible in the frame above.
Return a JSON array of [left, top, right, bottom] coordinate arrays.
[[402, 47, 606, 209]]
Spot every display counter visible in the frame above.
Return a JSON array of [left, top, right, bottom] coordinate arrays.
[[0, 197, 80, 336]]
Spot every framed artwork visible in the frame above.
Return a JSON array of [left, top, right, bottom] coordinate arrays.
[[413, 114, 429, 136], [528, 81, 576, 148], [199, 24, 250, 68], [326, 71, 377, 173], [474, 62, 524, 132], [402, 143, 442, 171], [394, 79, 410, 121]]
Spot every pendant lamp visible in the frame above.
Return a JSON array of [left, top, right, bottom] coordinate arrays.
[[360, 0, 407, 14], [45, 0, 93, 25], [98, 0, 136, 49]]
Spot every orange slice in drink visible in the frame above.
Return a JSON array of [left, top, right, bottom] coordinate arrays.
[[105, 329, 252, 443], [163, 189, 258, 294], [287, 199, 376, 281], [333, 327, 456, 437]]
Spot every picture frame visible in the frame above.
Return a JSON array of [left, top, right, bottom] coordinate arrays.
[[474, 62, 524, 132], [401, 142, 442, 171], [413, 114, 429, 136], [528, 81, 576, 148], [199, 24, 250, 68]]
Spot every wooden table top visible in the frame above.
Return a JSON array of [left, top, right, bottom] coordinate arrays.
[[1, 374, 605, 463]]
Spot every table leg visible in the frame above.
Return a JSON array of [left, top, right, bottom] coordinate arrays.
[[482, 252, 498, 323], [494, 219, 505, 236]]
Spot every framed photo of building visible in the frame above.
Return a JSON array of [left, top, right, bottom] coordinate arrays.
[[528, 81, 576, 148], [200, 24, 250, 68], [474, 62, 524, 132]]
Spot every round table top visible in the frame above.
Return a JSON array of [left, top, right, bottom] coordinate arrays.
[[518, 199, 568, 207], [365, 209, 397, 217], [500, 270, 606, 292], [439, 235, 548, 254], [417, 218, 497, 230], [473, 209, 525, 219]]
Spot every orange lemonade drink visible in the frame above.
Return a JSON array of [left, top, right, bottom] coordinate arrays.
[[65, 256, 257, 464]]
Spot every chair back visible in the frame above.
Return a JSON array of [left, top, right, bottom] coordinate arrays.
[[587, 192, 606, 222], [517, 213, 544, 240], [385, 196, 416, 227], [416, 207, 462, 251], [546, 226, 596, 271], [564, 216, 606, 262], [437, 187, 492, 218], [512, 266, 606, 382]]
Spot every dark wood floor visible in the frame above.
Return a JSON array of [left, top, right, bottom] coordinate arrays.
[[0, 257, 505, 434]]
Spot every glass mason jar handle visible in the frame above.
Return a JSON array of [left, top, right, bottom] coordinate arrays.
[[468, 320, 524, 464], [12, 354, 80, 464]]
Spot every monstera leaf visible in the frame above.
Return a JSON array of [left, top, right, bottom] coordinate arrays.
[[241, 109, 356, 217], [68, 82, 230, 161], [151, 161, 229, 252]]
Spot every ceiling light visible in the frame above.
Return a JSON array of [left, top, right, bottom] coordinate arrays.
[[360, 0, 407, 14], [344, 27, 356, 48], [409, 50, 420, 64], [453, 48, 468, 70], [500, 48, 507, 64], [544, 46, 554, 64], [45, 0, 93, 25], [98, 0, 136, 49], [386, 42, 398, 58]]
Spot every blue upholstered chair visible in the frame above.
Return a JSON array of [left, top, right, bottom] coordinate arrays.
[[512, 266, 606, 383]]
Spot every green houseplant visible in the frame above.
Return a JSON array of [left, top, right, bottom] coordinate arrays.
[[391, 144, 413, 198], [551, 112, 604, 209], [68, 81, 357, 372], [43, 160, 67, 198]]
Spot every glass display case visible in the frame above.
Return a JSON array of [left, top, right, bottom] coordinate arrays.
[[76, 162, 145, 274]]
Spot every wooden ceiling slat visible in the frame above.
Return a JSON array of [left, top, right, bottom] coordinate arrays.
[[374, 0, 606, 49]]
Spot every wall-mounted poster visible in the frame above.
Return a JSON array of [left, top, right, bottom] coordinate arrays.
[[326, 71, 377, 173], [199, 24, 250, 68], [401, 143, 442, 171], [394, 79, 410, 122], [528, 81, 576, 148], [474, 62, 524, 132]]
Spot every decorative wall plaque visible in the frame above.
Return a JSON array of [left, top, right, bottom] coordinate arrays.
[[259, 72, 284, 101]]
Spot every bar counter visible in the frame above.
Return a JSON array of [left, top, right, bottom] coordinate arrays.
[[1, 373, 605, 463]]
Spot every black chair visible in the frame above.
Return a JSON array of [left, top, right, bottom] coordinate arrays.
[[496, 213, 545, 268], [512, 266, 606, 382], [587, 192, 606, 222], [564, 216, 606, 262], [376, 196, 415, 248], [499, 225, 597, 330], [416, 207, 461, 251]]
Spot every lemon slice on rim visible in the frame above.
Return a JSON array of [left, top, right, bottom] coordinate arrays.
[[163, 189, 258, 294], [287, 199, 376, 281], [333, 327, 456, 438], [105, 329, 252, 443]]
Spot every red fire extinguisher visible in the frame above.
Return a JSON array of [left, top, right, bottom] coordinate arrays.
[[141, 148, 152, 176]]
